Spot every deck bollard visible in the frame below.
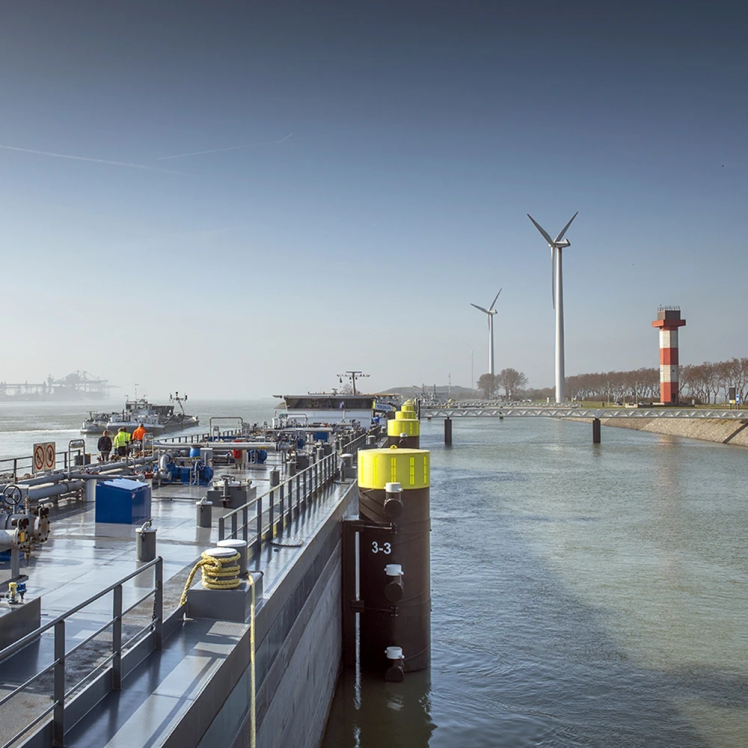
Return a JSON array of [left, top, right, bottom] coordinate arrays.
[[217, 539, 248, 577], [340, 453, 354, 481], [136, 520, 157, 562], [196, 498, 212, 528], [356, 448, 431, 677]]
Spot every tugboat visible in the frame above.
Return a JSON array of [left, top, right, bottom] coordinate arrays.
[[81, 410, 116, 434], [103, 393, 199, 434]]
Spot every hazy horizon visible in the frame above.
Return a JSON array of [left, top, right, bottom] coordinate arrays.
[[2, 1, 746, 397]]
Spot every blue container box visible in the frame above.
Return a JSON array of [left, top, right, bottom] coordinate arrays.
[[95, 478, 151, 524]]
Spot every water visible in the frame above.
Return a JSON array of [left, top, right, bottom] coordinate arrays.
[[0, 398, 277, 474], [323, 418, 748, 748]]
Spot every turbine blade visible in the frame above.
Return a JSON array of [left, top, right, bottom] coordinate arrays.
[[554, 211, 578, 243], [551, 247, 556, 310], [471, 303, 489, 314], [489, 288, 502, 311], [527, 214, 554, 246]]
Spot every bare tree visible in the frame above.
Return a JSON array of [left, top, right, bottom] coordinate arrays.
[[496, 368, 528, 400], [477, 373, 497, 399]]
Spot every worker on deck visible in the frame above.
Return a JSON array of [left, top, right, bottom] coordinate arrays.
[[113, 427, 131, 458], [98, 430, 112, 462], [131, 422, 147, 456]]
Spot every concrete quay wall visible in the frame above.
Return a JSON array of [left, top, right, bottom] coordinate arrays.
[[597, 416, 748, 446]]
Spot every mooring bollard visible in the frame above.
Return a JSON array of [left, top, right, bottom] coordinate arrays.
[[136, 520, 157, 562], [592, 418, 601, 444], [217, 538, 248, 577], [340, 453, 354, 481], [387, 417, 420, 448], [196, 498, 213, 528], [444, 417, 453, 446], [356, 448, 431, 676]]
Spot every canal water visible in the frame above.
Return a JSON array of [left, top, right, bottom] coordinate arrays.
[[323, 417, 748, 748]]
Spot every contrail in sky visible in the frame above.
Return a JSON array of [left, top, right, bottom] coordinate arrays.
[[0, 144, 184, 174], [157, 133, 294, 161]]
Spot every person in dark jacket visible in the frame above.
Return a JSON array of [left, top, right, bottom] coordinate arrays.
[[98, 431, 112, 462]]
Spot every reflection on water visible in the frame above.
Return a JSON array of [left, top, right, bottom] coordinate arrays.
[[323, 418, 748, 747]]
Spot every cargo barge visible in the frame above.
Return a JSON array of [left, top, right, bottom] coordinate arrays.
[[0, 416, 373, 748]]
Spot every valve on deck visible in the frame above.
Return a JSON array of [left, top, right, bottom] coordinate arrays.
[[4, 581, 26, 605], [1, 485, 51, 555]]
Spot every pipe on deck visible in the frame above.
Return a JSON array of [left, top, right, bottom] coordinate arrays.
[[0, 457, 155, 493]]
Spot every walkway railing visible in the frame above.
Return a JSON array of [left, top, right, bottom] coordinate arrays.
[[219, 432, 368, 546], [0, 430, 249, 483], [421, 406, 748, 420], [0, 557, 163, 748]]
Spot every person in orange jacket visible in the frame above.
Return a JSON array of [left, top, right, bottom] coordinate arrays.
[[132, 423, 147, 442]]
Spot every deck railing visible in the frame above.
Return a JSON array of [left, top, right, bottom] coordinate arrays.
[[0, 430, 250, 483], [219, 431, 367, 546], [0, 557, 163, 748]]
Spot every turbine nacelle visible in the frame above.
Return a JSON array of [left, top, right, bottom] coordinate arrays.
[[527, 212, 578, 309]]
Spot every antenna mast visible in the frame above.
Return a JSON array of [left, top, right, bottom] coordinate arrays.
[[337, 370, 369, 395]]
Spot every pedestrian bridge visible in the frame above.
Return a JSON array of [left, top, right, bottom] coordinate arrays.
[[418, 405, 748, 445], [420, 406, 747, 420]]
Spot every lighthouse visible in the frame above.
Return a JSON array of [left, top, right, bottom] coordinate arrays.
[[652, 306, 686, 404]]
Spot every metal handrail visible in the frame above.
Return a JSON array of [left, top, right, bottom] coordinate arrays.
[[219, 432, 367, 544], [0, 556, 163, 747], [218, 453, 336, 543], [0, 430, 238, 482]]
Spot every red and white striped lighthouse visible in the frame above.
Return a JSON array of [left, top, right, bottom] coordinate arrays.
[[652, 306, 686, 404]]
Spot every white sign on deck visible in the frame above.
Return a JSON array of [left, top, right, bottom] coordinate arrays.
[[33, 442, 56, 473]]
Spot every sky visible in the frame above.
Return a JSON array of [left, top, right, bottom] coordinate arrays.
[[1, 1, 746, 399]]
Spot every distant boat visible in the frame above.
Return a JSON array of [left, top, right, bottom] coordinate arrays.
[[82, 394, 199, 435], [274, 391, 399, 428], [81, 410, 116, 434]]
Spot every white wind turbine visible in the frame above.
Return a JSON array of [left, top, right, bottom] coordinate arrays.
[[527, 211, 578, 403], [471, 288, 502, 377]]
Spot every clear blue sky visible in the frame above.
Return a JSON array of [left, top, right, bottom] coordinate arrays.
[[1, 1, 745, 399]]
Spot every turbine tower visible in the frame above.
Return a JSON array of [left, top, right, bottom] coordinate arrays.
[[471, 288, 502, 377], [527, 211, 578, 403]]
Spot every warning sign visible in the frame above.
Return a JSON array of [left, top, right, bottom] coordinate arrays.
[[33, 442, 56, 473]]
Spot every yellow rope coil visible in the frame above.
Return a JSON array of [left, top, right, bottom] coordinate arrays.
[[179, 550, 241, 606]]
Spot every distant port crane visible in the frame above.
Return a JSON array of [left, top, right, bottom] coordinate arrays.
[[0, 370, 115, 399]]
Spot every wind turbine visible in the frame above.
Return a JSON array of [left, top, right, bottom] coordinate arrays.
[[471, 288, 502, 377], [527, 211, 578, 403]]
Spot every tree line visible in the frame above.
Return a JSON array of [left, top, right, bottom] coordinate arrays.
[[476, 358, 748, 404], [566, 359, 748, 404]]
